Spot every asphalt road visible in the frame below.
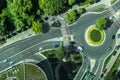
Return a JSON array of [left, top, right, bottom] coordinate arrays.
[[69, 12, 119, 58], [74, 55, 91, 80], [0, 1, 120, 80], [0, 27, 62, 80]]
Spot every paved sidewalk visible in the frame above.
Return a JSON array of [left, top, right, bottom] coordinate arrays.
[[0, 29, 35, 48]]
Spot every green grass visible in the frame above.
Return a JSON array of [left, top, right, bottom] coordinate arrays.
[[91, 8, 105, 12], [0, 72, 7, 80], [103, 54, 112, 69], [104, 54, 120, 80], [8, 64, 24, 80], [0, 63, 47, 80], [110, 0, 117, 4], [87, 26, 105, 45], [90, 30, 101, 42], [25, 64, 47, 80], [41, 46, 65, 59], [73, 53, 82, 63]]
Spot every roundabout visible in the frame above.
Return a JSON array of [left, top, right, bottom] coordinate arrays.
[[69, 13, 118, 58], [85, 25, 106, 47]]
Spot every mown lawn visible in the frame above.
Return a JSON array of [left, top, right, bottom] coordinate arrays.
[[25, 64, 47, 80]]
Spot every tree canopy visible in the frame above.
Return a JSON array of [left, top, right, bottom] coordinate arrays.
[[68, 0, 75, 5], [6, 0, 33, 30], [32, 21, 42, 34], [39, 0, 64, 15], [77, 7, 83, 14], [96, 17, 107, 30], [65, 9, 76, 21]]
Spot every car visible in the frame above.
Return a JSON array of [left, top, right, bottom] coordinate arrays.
[[3, 58, 10, 63], [107, 47, 112, 51], [10, 61, 15, 65], [117, 34, 120, 39], [56, 20, 61, 27], [102, 68, 107, 73], [115, 45, 120, 50], [77, 46, 84, 52], [109, 16, 114, 20], [112, 35, 115, 39], [50, 17, 54, 21], [69, 41, 76, 45], [100, 73, 104, 78], [39, 47, 43, 50], [53, 44, 59, 48], [113, 51, 117, 56]]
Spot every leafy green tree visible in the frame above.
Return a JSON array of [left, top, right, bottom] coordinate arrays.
[[32, 21, 42, 34], [68, 0, 75, 5], [0, 8, 8, 36], [39, 0, 64, 15], [6, 0, 33, 30], [96, 17, 107, 30], [0, 18, 6, 36], [77, 7, 83, 14], [65, 13, 71, 21], [65, 9, 76, 21]]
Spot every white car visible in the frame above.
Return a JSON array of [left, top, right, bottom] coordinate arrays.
[[10, 61, 15, 65], [3, 58, 10, 63], [39, 47, 43, 50], [77, 46, 84, 52]]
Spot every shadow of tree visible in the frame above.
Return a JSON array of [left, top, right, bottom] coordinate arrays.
[[42, 22, 50, 33], [104, 18, 113, 30]]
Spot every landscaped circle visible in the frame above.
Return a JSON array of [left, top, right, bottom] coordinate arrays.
[[90, 29, 101, 42], [85, 25, 106, 46]]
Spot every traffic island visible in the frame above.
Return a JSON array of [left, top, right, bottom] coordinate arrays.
[[85, 25, 106, 47]]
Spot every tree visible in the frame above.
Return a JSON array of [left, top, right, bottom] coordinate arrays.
[[68, 0, 75, 5], [65, 9, 76, 21], [6, 0, 33, 30], [0, 8, 8, 36], [96, 17, 107, 30], [38, 0, 64, 15], [77, 7, 83, 14], [65, 13, 71, 21], [0, 18, 6, 36], [32, 21, 42, 34]]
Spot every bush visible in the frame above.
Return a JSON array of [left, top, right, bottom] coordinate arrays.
[[65, 9, 76, 21], [77, 7, 83, 14], [90, 30, 101, 42], [96, 17, 107, 30]]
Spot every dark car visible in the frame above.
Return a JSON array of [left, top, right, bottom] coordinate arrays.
[[113, 51, 117, 56], [112, 35, 115, 39], [100, 73, 104, 78], [56, 20, 61, 27], [69, 41, 76, 45], [53, 44, 59, 48]]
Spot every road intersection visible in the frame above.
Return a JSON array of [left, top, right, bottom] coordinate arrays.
[[0, 0, 120, 80]]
